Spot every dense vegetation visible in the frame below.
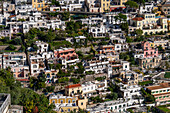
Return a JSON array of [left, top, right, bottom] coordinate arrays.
[[0, 69, 55, 113]]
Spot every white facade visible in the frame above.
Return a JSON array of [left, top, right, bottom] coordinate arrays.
[[88, 24, 106, 37], [114, 44, 121, 51], [121, 61, 130, 71], [139, 2, 154, 14], [35, 41, 49, 54], [83, 57, 110, 74]]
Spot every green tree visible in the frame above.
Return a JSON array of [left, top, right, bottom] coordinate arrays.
[[125, 1, 139, 9], [51, 0, 60, 6], [61, 12, 70, 21], [0, 69, 55, 113], [135, 29, 143, 36], [120, 22, 129, 32], [6, 45, 16, 51], [126, 36, 133, 43], [45, 31, 55, 42]]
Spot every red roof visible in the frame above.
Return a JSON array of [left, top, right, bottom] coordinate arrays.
[[9, 15, 16, 18], [132, 17, 144, 21], [17, 79, 29, 82], [65, 84, 81, 88]]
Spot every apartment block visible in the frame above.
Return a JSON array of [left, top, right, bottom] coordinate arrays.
[[100, 0, 110, 12], [54, 48, 79, 69], [65, 84, 82, 96], [119, 70, 143, 85], [141, 41, 158, 58], [2, 52, 27, 69], [49, 94, 79, 113], [138, 56, 162, 69], [147, 82, 170, 105], [129, 14, 168, 35]]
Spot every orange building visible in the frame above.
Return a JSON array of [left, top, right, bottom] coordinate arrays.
[[98, 45, 115, 54]]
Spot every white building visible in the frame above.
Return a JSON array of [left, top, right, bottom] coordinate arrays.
[[121, 61, 130, 71], [88, 24, 107, 37], [83, 56, 110, 74], [139, 2, 154, 14], [35, 41, 49, 54]]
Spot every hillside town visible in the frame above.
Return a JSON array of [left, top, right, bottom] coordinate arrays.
[[0, 0, 170, 113]]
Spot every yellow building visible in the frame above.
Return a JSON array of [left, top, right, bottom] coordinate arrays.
[[129, 14, 168, 35], [65, 84, 82, 96], [77, 98, 88, 110], [110, 0, 127, 11], [100, 0, 111, 12], [49, 95, 78, 113], [32, 0, 47, 11]]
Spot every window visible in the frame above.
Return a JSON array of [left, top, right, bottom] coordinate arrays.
[[115, 106, 117, 109], [61, 100, 63, 103], [33, 65, 37, 68], [38, 4, 40, 7], [68, 100, 71, 103], [81, 102, 83, 105], [125, 65, 127, 68], [53, 100, 55, 103], [61, 109, 64, 112], [68, 109, 70, 112]]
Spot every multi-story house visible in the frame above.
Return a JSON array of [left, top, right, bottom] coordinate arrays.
[[161, 2, 170, 16], [110, 0, 127, 12], [82, 80, 108, 97], [31, 0, 47, 11], [29, 54, 45, 76], [119, 70, 143, 86], [49, 94, 79, 113], [11, 66, 29, 80], [88, 24, 107, 37], [146, 82, 170, 105], [82, 81, 97, 97], [129, 13, 168, 35], [153, 39, 169, 49], [141, 41, 158, 58], [44, 69, 59, 83], [119, 84, 142, 99], [2, 52, 27, 69], [0, 29, 10, 38], [80, 16, 104, 25], [83, 56, 110, 74], [49, 94, 88, 112], [54, 48, 79, 69], [138, 56, 162, 69], [87, 96, 143, 113], [98, 45, 115, 54], [139, 2, 154, 14], [85, 0, 101, 12], [35, 41, 49, 54], [100, 0, 110, 12], [14, 0, 28, 5], [65, 84, 82, 96]]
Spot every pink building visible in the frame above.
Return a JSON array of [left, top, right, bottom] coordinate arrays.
[[11, 66, 29, 80], [141, 41, 158, 58], [54, 48, 78, 60]]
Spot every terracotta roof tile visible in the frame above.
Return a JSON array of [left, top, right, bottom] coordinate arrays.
[[147, 83, 170, 90], [9, 15, 16, 18], [65, 84, 81, 88], [132, 17, 144, 21]]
